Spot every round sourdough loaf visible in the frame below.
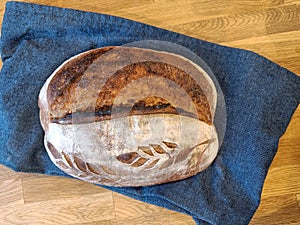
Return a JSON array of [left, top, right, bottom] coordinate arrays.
[[38, 46, 219, 186]]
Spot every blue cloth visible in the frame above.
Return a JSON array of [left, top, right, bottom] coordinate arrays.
[[1, 2, 299, 224]]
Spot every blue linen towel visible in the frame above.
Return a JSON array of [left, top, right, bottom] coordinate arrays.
[[0, 2, 299, 225]]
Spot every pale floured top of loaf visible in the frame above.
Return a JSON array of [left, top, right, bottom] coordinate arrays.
[[45, 114, 218, 186]]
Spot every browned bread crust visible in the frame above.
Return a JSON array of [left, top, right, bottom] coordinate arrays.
[[46, 46, 212, 125]]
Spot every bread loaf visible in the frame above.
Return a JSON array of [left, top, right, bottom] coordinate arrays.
[[38, 46, 219, 186]]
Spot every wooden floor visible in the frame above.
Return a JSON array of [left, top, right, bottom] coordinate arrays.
[[0, 0, 299, 224]]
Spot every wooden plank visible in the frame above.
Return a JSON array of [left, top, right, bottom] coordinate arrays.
[[221, 30, 300, 74], [262, 165, 300, 197], [250, 194, 300, 225], [113, 193, 195, 224], [72, 221, 111, 225], [0, 178, 23, 207], [115, 0, 286, 26], [283, 106, 300, 138], [0, 165, 19, 181], [0, 0, 4, 31], [221, 30, 300, 59], [0, 192, 115, 225], [113, 193, 191, 221], [276, 56, 300, 76], [171, 5, 300, 42], [0, 165, 37, 181], [22, 175, 109, 203], [111, 212, 195, 225], [2, 0, 286, 30], [269, 107, 300, 168], [4, 0, 154, 12], [285, 0, 300, 5], [113, 192, 164, 219], [271, 139, 300, 168]]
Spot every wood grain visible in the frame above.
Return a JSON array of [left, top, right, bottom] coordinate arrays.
[[0, 192, 115, 225], [73, 221, 111, 225], [262, 165, 300, 196], [0, 0, 299, 225], [22, 175, 110, 203], [111, 213, 195, 225], [0, 178, 23, 207], [113, 193, 195, 224], [171, 5, 300, 42], [221, 30, 300, 74], [250, 194, 300, 225]]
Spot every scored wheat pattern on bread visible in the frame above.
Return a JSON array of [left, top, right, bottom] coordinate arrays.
[[47, 141, 115, 184], [116, 139, 210, 170], [116, 141, 177, 169], [47, 138, 211, 186]]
